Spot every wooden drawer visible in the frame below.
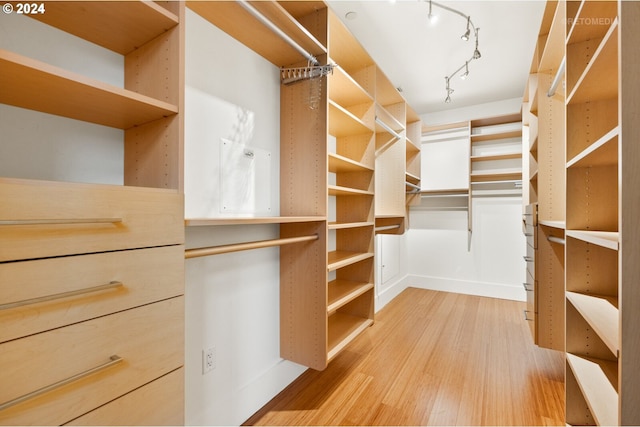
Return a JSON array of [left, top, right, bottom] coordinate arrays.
[[0, 297, 184, 426], [65, 368, 184, 426], [0, 178, 184, 262], [0, 245, 184, 343], [524, 269, 536, 339]]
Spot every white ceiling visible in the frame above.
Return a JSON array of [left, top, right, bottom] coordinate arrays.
[[326, 0, 545, 115]]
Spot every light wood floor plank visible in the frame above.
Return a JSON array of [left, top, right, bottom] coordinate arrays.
[[245, 288, 565, 426]]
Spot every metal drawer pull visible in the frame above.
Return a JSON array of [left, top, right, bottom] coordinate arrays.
[[0, 355, 123, 411], [0, 281, 123, 311], [523, 310, 534, 321], [524, 233, 534, 237], [0, 218, 122, 226], [523, 256, 534, 262], [522, 282, 533, 292]]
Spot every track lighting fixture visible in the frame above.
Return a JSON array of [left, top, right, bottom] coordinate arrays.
[[425, 1, 482, 103], [460, 61, 469, 80], [461, 16, 470, 41], [427, 0, 438, 24]]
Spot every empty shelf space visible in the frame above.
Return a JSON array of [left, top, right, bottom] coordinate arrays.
[[328, 153, 373, 174], [329, 101, 373, 137], [185, 216, 325, 226], [327, 280, 374, 314], [567, 291, 619, 356], [327, 251, 374, 271], [566, 230, 619, 250], [30, 1, 179, 55], [566, 353, 618, 427], [567, 127, 619, 168], [328, 185, 374, 196], [567, 19, 618, 105], [329, 66, 373, 108], [539, 220, 566, 229], [0, 49, 178, 129], [327, 312, 373, 361]]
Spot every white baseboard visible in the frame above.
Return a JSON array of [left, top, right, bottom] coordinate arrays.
[[375, 273, 411, 312], [407, 274, 526, 302]]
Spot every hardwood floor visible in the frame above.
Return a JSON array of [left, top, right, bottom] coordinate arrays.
[[245, 288, 565, 426]]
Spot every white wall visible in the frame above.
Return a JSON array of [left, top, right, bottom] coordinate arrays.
[[407, 197, 526, 301], [184, 9, 305, 426], [0, 12, 123, 185]]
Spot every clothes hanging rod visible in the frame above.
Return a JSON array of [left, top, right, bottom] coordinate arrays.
[[547, 236, 566, 245], [185, 234, 318, 259], [237, 0, 318, 65], [547, 56, 566, 97], [375, 116, 403, 141], [406, 182, 421, 191], [375, 136, 399, 157], [375, 225, 401, 232]]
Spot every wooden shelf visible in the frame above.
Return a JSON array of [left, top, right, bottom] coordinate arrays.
[[185, 216, 326, 227], [329, 101, 373, 138], [470, 129, 521, 143], [567, 2, 618, 45], [327, 280, 374, 314], [566, 353, 618, 427], [328, 222, 374, 230], [567, 291, 619, 356], [566, 127, 618, 168], [188, 1, 327, 67], [327, 251, 374, 271], [539, 220, 565, 229], [567, 20, 619, 105], [0, 49, 178, 130], [406, 172, 420, 185], [329, 66, 373, 108], [328, 153, 373, 174], [566, 230, 619, 251], [30, 1, 179, 55], [327, 312, 373, 361], [328, 185, 374, 197], [471, 152, 522, 162], [470, 170, 522, 182]]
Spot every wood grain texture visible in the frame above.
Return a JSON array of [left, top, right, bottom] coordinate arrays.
[[245, 288, 565, 426]]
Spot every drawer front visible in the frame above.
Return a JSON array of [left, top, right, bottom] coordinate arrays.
[[0, 245, 184, 343], [0, 297, 184, 426], [65, 368, 184, 426], [524, 271, 536, 340], [0, 178, 184, 262], [524, 223, 537, 248], [524, 243, 535, 278]]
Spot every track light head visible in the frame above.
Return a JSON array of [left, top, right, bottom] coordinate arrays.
[[428, 0, 438, 24], [461, 16, 471, 41], [473, 48, 481, 59], [460, 62, 469, 79]]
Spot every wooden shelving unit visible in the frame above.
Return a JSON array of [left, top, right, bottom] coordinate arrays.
[[0, 2, 185, 424], [520, 0, 566, 353], [563, 1, 640, 425], [469, 114, 523, 191]]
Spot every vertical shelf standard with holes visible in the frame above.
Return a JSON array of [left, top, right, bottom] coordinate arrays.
[[563, 1, 640, 425], [0, 2, 185, 425]]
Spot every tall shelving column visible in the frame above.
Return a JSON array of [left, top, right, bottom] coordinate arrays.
[[521, 0, 566, 352], [564, 1, 640, 424], [325, 10, 376, 367]]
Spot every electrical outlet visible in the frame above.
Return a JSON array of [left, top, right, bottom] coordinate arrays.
[[202, 347, 215, 374]]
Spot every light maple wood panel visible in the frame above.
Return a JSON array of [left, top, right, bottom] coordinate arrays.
[[26, 1, 179, 55], [0, 297, 184, 426], [245, 288, 565, 426], [0, 50, 178, 130], [0, 245, 184, 343], [0, 178, 184, 262], [65, 368, 185, 426]]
